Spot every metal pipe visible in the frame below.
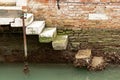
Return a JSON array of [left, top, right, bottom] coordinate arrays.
[[22, 12, 28, 59], [21, 12, 29, 74], [57, 0, 60, 9]]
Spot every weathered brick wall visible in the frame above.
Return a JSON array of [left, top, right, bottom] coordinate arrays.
[[58, 28, 120, 54], [27, 0, 120, 54], [28, 0, 120, 28]]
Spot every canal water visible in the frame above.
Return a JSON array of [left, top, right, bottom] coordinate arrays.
[[0, 63, 120, 80]]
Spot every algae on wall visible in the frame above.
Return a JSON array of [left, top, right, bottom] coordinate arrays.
[[58, 28, 120, 54]]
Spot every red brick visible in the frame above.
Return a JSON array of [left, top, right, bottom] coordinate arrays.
[[101, 0, 108, 2]]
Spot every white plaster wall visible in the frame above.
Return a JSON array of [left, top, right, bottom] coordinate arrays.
[[16, 0, 28, 6]]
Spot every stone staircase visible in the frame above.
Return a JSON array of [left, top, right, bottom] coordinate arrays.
[[0, 6, 68, 50]]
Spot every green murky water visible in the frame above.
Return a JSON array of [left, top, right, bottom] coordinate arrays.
[[0, 63, 120, 80]]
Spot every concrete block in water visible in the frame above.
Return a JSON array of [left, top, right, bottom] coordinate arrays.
[[52, 35, 68, 50], [74, 49, 91, 68], [75, 49, 91, 59], [11, 13, 34, 27], [39, 28, 57, 43], [89, 13, 108, 20], [91, 57, 104, 68], [26, 21, 45, 35]]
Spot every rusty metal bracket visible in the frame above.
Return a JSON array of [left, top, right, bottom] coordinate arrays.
[[57, 0, 60, 9]]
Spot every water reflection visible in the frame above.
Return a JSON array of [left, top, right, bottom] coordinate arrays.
[[0, 63, 119, 80]]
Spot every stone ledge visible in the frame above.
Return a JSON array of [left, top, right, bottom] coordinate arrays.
[[39, 28, 57, 43], [26, 21, 45, 35]]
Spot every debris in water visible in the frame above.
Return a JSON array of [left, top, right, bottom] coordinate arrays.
[[23, 62, 30, 74], [87, 56, 107, 71], [74, 49, 92, 68]]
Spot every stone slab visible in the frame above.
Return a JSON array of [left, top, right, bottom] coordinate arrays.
[[52, 35, 68, 50], [39, 28, 57, 43], [75, 49, 91, 59], [0, 6, 22, 18], [89, 13, 108, 20], [11, 13, 34, 27], [91, 57, 104, 67], [0, 18, 14, 25], [26, 21, 45, 35]]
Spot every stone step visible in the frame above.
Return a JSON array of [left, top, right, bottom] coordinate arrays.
[[0, 6, 22, 18], [11, 13, 34, 27], [0, 6, 22, 25], [52, 35, 68, 50], [26, 21, 45, 35], [0, 0, 16, 6], [0, 18, 14, 25], [39, 28, 57, 43]]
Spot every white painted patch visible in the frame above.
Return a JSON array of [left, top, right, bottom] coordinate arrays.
[[16, 0, 28, 7], [26, 21, 45, 35], [11, 13, 34, 27], [89, 13, 108, 20]]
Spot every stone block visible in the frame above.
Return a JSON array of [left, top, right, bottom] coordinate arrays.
[[0, 18, 14, 25], [52, 35, 68, 50], [91, 56, 104, 68], [11, 13, 34, 27], [39, 28, 57, 43], [75, 49, 91, 59], [71, 42, 80, 48], [26, 21, 45, 35], [89, 13, 108, 20]]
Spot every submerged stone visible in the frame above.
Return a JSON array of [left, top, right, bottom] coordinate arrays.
[[88, 56, 106, 71], [74, 49, 92, 68]]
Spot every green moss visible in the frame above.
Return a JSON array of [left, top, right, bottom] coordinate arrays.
[[39, 37, 52, 43]]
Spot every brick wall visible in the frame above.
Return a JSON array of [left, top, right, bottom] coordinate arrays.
[[57, 28, 120, 54], [27, 0, 120, 53], [28, 0, 120, 29]]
